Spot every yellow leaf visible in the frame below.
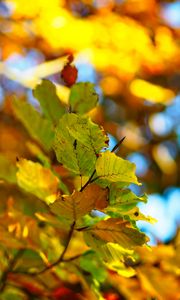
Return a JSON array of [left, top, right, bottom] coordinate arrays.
[[17, 159, 59, 204]]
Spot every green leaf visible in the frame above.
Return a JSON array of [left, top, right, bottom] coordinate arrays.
[[13, 249, 45, 273], [96, 151, 140, 185], [53, 113, 108, 175], [84, 218, 149, 250], [50, 184, 108, 221], [0, 154, 17, 183], [105, 187, 155, 224], [0, 286, 28, 300], [109, 186, 147, 208], [69, 82, 98, 114], [33, 79, 65, 125], [12, 99, 54, 151], [80, 250, 107, 282], [16, 159, 59, 204]]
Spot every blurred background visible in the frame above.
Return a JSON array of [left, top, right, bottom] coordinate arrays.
[[0, 0, 180, 244]]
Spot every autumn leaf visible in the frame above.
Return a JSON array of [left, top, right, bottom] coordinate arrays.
[[50, 184, 108, 221], [96, 151, 140, 185], [137, 266, 180, 300], [12, 99, 54, 151], [102, 243, 137, 277], [53, 113, 108, 175], [84, 218, 148, 250], [33, 79, 66, 125], [109, 186, 147, 208], [16, 159, 59, 204], [69, 82, 99, 114]]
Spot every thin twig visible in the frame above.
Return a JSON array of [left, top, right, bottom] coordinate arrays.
[[111, 136, 126, 153], [0, 249, 25, 293], [80, 170, 96, 192], [62, 253, 83, 262]]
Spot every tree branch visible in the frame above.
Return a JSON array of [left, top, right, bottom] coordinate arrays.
[[111, 136, 126, 153], [0, 249, 25, 293]]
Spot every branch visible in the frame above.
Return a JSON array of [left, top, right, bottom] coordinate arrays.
[[62, 253, 83, 262], [80, 170, 96, 192], [111, 136, 126, 153], [0, 249, 25, 293]]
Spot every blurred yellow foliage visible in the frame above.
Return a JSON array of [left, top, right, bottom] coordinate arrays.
[[130, 79, 175, 103]]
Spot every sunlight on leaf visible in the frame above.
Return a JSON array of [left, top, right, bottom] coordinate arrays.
[[53, 113, 108, 175], [96, 151, 140, 185], [17, 159, 59, 204]]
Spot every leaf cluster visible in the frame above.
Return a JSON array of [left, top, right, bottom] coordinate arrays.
[[0, 79, 164, 299]]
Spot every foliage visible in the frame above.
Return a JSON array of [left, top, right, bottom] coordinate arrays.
[[0, 1, 180, 297], [0, 73, 179, 299]]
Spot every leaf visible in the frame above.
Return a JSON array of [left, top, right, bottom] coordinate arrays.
[[69, 82, 98, 114], [53, 113, 108, 175], [137, 266, 180, 299], [13, 249, 45, 273], [80, 250, 107, 283], [84, 218, 149, 250], [101, 243, 137, 277], [66, 114, 108, 151], [50, 184, 108, 221], [0, 225, 24, 249], [96, 151, 140, 185], [109, 186, 147, 207], [0, 154, 17, 183], [33, 79, 65, 125], [0, 286, 28, 300], [119, 207, 157, 224], [12, 99, 54, 151], [17, 159, 59, 204]]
